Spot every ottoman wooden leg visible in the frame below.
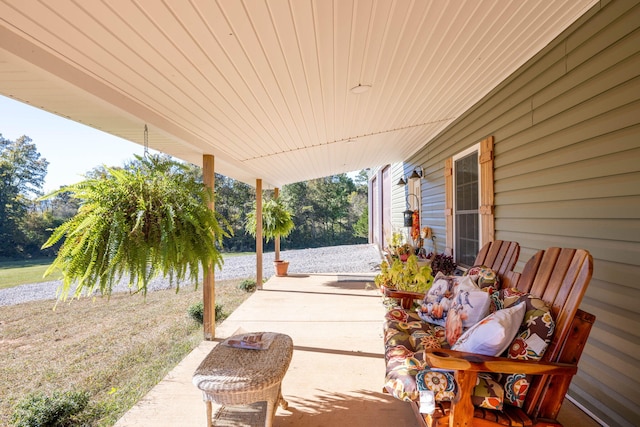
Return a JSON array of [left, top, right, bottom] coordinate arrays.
[[265, 398, 277, 427], [206, 401, 213, 427]]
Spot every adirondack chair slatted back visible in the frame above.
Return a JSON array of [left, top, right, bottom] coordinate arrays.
[[473, 240, 520, 287], [514, 248, 594, 419]]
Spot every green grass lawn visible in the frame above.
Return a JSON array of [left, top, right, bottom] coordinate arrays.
[[0, 259, 62, 289], [0, 279, 252, 426]]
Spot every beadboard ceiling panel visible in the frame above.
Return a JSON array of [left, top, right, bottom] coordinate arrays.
[[0, 0, 597, 188]]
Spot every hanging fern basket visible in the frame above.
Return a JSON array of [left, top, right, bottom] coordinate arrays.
[[245, 198, 295, 244], [42, 155, 231, 300]]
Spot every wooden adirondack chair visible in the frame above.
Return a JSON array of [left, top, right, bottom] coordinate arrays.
[[419, 247, 595, 427]]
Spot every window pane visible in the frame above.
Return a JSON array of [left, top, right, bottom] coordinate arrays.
[[454, 151, 479, 267], [455, 213, 478, 266]]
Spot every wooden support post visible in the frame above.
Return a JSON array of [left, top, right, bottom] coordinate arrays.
[[274, 187, 280, 261], [202, 155, 216, 340], [256, 179, 263, 289]]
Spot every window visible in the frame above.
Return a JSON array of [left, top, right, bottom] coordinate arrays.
[[454, 148, 479, 266], [445, 136, 494, 266]]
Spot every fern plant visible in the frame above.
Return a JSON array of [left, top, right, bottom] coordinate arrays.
[[245, 197, 294, 243], [41, 155, 231, 299]]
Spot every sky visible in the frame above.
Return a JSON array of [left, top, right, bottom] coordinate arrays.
[[0, 95, 145, 193]]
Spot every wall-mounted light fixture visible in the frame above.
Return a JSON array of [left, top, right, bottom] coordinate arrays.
[[409, 166, 423, 180], [396, 176, 407, 186]]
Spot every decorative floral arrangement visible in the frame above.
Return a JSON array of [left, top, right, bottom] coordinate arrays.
[[396, 243, 413, 255]]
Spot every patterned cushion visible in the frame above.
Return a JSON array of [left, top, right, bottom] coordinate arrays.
[[500, 288, 555, 360], [416, 369, 506, 410], [383, 288, 555, 410], [497, 288, 555, 407], [383, 316, 447, 401], [416, 369, 456, 402], [384, 307, 504, 408], [464, 265, 500, 289]]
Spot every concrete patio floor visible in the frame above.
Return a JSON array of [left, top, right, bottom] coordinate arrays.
[[114, 273, 600, 427]]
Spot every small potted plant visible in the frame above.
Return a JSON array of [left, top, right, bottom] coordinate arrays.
[[375, 254, 433, 308], [426, 252, 457, 277], [395, 243, 414, 262], [245, 197, 295, 276]]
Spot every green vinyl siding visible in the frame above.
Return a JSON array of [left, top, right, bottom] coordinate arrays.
[[394, 1, 640, 425]]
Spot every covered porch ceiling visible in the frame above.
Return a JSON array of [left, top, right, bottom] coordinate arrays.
[[0, 0, 597, 189]]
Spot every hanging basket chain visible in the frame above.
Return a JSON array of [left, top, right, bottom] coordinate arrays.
[[143, 124, 149, 158]]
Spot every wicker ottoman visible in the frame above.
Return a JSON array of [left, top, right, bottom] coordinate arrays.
[[193, 333, 293, 427]]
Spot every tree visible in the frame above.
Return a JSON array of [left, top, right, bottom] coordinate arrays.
[[42, 155, 230, 299], [0, 135, 48, 258], [349, 171, 369, 240], [281, 173, 367, 248], [305, 174, 356, 245]]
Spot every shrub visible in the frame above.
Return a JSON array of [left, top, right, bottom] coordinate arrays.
[[238, 278, 256, 293], [11, 390, 90, 427], [215, 304, 224, 321], [188, 301, 224, 324], [188, 301, 204, 324]]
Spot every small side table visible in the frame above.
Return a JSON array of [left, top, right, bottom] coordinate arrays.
[[193, 333, 293, 427]]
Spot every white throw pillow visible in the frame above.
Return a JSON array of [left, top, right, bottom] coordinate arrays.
[[451, 301, 526, 356]]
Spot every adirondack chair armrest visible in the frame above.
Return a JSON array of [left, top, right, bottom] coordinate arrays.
[[425, 349, 578, 376]]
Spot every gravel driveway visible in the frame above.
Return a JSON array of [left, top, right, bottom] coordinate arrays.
[[0, 244, 383, 306]]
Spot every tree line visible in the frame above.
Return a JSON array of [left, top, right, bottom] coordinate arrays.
[[0, 134, 368, 260]]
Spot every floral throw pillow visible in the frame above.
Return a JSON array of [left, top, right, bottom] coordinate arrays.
[[417, 274, 491, 340], [443, 277, 492, 345], [417, 273, 455, 325], [497, 288, 555, 407], [464, 265, 500, 289], [500, 288, 555, 360]]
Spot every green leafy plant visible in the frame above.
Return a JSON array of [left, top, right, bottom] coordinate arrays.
[[245, 198, 294, 244], [188, 301, 205, 324], [374, 254, 433, 293], [188, 301, 224, 324], [41, 155, 232, 299], [238, 278, 256, 292], [11, 390, 90, 427]]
